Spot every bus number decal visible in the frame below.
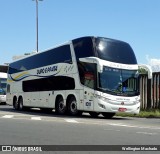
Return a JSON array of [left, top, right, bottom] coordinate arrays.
[[86, 102, 91, 106]]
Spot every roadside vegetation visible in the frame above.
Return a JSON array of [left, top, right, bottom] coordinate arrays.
[[116, 109, 160, 118]]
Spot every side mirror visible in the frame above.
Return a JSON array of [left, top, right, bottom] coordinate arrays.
[[138, 64, 152, 79]]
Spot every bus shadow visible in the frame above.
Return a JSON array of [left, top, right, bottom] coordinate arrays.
[[0, 104, 131, 121]]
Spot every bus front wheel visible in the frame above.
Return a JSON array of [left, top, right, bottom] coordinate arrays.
[[89, 112, 100, 118], [102, 112, 115, 119]]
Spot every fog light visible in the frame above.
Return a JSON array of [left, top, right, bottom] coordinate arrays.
[[98, 103, 106, 109]]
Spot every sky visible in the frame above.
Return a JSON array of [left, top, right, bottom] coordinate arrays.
[[0, 0, 160, 71]]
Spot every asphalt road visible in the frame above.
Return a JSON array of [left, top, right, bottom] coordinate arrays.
[[0, 105, 160, 154]]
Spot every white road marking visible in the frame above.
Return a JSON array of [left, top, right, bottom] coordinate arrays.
[[0, 113, 160, 131], [104, 128, 120, 132], [109, 123, 137, 128], [108, 123, 160, 130], [65, 119, 79, 123], [31, 117, 41, 120], [136, 132, 157, 135], [2, 115, 14, 118]]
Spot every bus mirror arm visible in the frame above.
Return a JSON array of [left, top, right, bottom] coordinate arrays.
[[79, 57, 103, 72], [138, 64, 152, 79]]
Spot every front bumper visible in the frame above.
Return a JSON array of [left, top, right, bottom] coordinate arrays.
[[94, 98, 140, 114]]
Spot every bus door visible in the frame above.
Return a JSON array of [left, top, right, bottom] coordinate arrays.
[[83, 72, 94, 111]]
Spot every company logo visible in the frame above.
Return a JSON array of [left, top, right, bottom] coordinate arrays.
[[121, 102, 124, 105], [37, 66, 58, 75]]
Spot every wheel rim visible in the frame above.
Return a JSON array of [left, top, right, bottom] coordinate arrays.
[[58, 100, 65, 113], [70, 100, 77, 113]]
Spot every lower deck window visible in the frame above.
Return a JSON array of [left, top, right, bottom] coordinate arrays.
[[23, 76, 75, 92]]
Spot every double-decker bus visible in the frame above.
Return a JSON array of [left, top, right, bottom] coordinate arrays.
[[0, 72, 7, 104], [7, 36, 140, 118]]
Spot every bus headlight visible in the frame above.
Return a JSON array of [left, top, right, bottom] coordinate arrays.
[[96, 95, 110, 102], [133, 101, 140, 105], [135, 96, 141, 102]]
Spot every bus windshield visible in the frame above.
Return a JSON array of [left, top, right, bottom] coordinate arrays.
[[98, 66, 139, 96], [96, 37, 137, 64]]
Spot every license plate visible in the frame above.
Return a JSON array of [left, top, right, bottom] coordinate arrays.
[[118, 108, 127, 112]]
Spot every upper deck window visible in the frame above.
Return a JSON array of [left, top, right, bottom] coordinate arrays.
[[96, 38, 137, 64], [9, 45, 72, 74], [73, 37, 95, 60]]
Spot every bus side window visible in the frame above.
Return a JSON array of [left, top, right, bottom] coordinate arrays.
[[77, 62, 97, 89], [84, 72, 94, 89]]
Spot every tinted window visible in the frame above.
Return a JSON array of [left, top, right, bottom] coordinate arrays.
[[98, 66, 139, 96], [23, 76, 75, 92], [73, 37, 95, 60], [9, 45, 72, 74], [96, 38, 137, 64], [77, 62, 97, 89]]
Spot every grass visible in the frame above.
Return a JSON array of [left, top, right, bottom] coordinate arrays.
[[116, 109, 160, 118]]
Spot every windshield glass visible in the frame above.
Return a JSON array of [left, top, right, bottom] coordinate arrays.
[[96, 38, 137, 64], [98, 66, 139, 96]]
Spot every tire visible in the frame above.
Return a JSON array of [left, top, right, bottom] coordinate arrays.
[[18, 97, 24, 111], [55, 97, 66, 115], [102, 112, 115, 119], [89, 112, 100, 118], [13, 97, 19, 110], [67, 96, 79, 116]]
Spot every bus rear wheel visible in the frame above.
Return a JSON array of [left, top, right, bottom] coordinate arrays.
[[102, 112, 115, 119], [55, 97, 66, 115], [67, 96, 79, 116], [18, 97, 24, 111], [13, 97, 18, 110]]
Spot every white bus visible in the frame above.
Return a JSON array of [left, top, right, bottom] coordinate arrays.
[[7, 36, 141, 118], [0, 72, 7, 104]]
